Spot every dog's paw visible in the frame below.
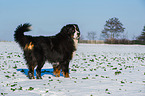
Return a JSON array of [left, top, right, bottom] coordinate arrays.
[[28, 72, 35, 79]]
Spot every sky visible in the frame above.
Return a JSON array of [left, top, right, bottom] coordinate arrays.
[[0, 0, 145, 41]]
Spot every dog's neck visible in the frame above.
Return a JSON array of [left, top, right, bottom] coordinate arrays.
[[73, 38, 78, 49]]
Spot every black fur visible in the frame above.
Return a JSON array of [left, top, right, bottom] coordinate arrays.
[[14, 23, 80, 79]]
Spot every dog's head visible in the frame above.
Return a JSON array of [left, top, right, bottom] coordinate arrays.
[[60, 24, 80, 39]]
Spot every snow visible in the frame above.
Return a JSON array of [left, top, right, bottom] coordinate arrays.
[[0, 42, 145, 96]]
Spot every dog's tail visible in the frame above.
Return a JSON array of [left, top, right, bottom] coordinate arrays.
[[14, 23, 32, 44]]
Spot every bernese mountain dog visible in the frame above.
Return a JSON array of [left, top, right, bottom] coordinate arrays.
[[14, 23, 80, 79]]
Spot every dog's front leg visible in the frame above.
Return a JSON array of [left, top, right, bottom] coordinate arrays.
[[61, 62, 70, 78], [53, 62, 60, 77]]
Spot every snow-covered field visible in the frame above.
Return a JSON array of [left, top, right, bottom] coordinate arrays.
[[0, 42, 145, 96]]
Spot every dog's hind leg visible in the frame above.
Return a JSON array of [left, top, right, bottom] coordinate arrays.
[[24, 51, 37, 79], [27, 58, 37, 79], [28, 61, 36, 79], [28, 63, 36, 79], [36, 61, 45, 79]]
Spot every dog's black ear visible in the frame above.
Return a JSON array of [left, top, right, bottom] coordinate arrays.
[[60, 25, 72, 35], [61, 26, 67, 33]]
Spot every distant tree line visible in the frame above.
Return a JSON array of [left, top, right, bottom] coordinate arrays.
[[82, 17, 145, 45]]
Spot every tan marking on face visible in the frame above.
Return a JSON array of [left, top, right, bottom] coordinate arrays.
[[24, 42, 34, 50]]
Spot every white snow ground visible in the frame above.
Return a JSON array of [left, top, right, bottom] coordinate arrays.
[[0, 42, 145, 96]]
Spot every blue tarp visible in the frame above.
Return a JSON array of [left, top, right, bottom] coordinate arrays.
[[17, 68, 63, 78]]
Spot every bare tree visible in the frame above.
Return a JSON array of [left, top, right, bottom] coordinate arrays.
[[102, 17, 125, 40], [87, 32, 97, 40]]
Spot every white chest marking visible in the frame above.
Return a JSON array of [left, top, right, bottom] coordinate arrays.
[[72, 39, 78, 58], [72, 25, 79, 58]]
